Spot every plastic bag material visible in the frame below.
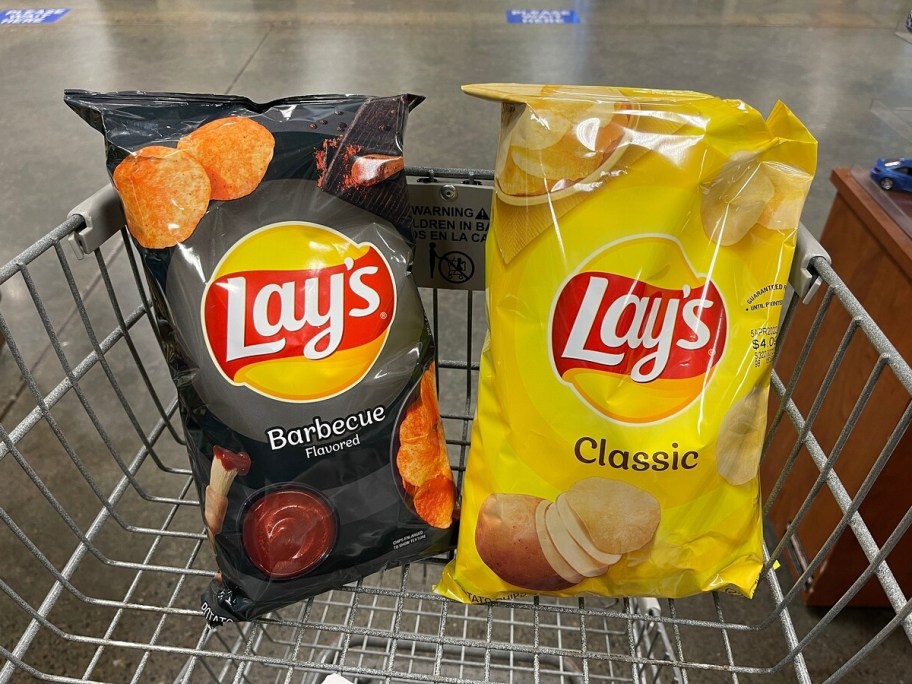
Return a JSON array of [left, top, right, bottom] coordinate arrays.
[[65, 91, 457, 623], [436, 84, 816, 603]]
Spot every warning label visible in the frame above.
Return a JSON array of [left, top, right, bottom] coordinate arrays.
[[408, 182, 492, 291]]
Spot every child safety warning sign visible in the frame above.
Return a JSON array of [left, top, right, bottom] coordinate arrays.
[[408, 181, 492, 291]]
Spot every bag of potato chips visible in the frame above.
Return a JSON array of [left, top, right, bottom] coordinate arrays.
[[437, 84, 816, 602], [65, 91, 457, 623]]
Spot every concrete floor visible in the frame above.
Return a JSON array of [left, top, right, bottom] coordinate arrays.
[[2, 1, 912, 682]]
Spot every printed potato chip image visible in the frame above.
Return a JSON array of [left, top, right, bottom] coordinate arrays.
[[396, 440, 441, 487], [757, 163, 814, 232], [414, 474, 457, 529], [701, 156, 775, 246], [399, 391, 435, 439], [497, 99, 630, 199], [716, 385, 770, 486], [510, 112, 628, 181], [554, 495, 622, 566], [394, 363, 456, 527], [112, 145, 211, 249], [495, 155, 547, 198], [177, 116, 274, 200], [563, 478, 660, 555]]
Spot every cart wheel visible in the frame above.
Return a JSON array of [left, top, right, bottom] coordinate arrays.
[[880, 177, 894, 190]]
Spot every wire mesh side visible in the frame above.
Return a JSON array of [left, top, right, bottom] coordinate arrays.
[[757, 255, 912, 682], [0, 219, 205, 684]]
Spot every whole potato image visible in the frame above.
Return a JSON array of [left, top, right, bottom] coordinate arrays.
[[475, 493, 572, 591], [178, 116, 274, 200], [112, 145, 211, 249]]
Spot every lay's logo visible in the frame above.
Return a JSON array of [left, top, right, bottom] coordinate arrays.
[[550, 236, 727, 423], [202, 222, 395, 402]]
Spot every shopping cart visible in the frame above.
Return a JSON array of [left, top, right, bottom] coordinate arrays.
[[0, 168, 910, 683]]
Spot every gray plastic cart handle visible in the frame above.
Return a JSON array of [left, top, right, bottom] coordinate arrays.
[[67, 183, 124, 259], [67, 180, 830, 302], [790, 227, 830, 303]]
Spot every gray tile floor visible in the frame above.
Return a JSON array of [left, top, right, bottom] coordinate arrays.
[[2, 1, 912, 682]]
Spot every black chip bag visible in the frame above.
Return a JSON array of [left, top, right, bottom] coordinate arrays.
[[64, 91, 457, 623]]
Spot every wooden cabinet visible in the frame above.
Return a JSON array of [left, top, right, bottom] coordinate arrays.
[[761, 168, 912, 607]]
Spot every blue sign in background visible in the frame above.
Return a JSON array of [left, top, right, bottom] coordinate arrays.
[[506, 10, 579, 24], [0, 8, 70, 24]]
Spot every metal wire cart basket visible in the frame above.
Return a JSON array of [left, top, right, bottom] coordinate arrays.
[[1, 169, 910, 683]]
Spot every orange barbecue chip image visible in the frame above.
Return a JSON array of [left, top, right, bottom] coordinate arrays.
[[396, 440, 442, 488], [399, 392, 435, 438], [395, 364, 456, 527], [419, 359, 436, 396], [113, 145, 211, 249], [177, 116, 275, 200], [414, 475, 456, 529]]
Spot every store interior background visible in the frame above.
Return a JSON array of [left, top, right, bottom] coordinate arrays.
[[1, 1, 912, 682]]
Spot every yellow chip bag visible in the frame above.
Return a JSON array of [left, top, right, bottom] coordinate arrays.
[[437, 84, 817, 602]]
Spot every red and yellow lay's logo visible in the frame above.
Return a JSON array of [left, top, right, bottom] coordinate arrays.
[[550, 236, 727, 423], [202, 222, 395, 401]]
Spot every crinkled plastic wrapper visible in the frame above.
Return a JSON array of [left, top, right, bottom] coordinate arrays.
[[437, 84, 817, 603], [65, 91, 457, 623]]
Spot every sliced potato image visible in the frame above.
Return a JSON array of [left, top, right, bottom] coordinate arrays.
[[555, 495, 622, 567], [534, 500, 584, 584], [543, 500, 612, 578], [716, 385, 770, 486]]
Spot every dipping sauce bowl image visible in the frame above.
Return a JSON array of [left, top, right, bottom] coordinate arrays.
[[242, 486, 337, 579]]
